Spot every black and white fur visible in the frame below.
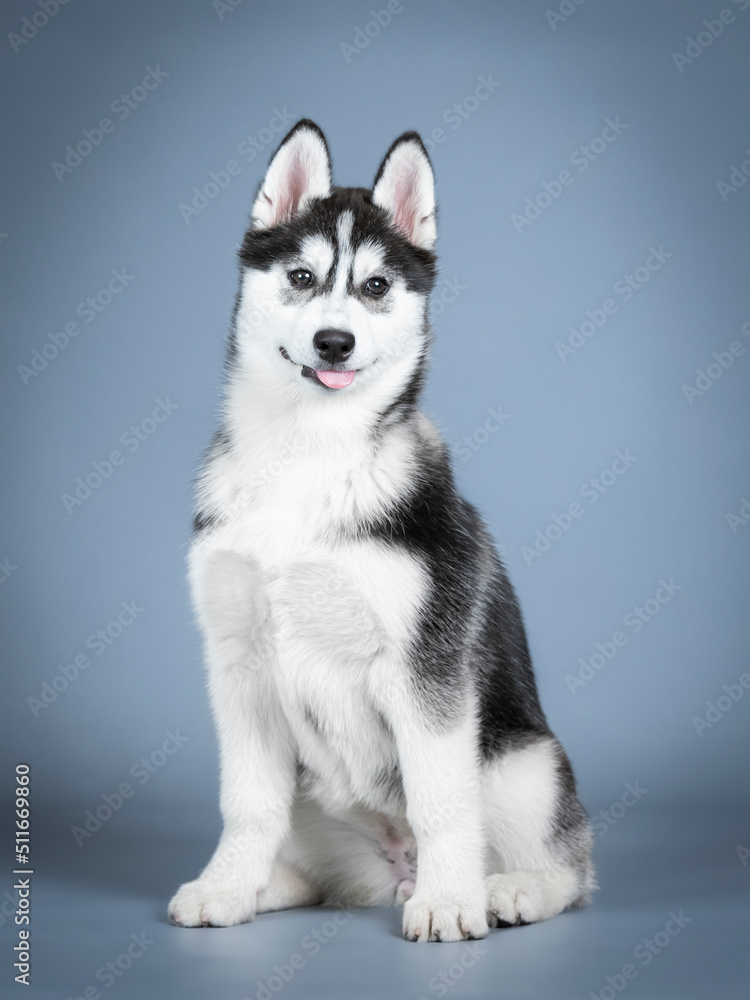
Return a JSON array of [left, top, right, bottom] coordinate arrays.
[[168, 120, 595, 942]]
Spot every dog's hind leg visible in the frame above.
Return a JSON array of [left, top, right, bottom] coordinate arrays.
[[275, 797, 414, 909], [482, 735, 595, 926]]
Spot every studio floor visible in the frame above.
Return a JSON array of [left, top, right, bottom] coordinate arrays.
[[14, 799, 750, 1000]]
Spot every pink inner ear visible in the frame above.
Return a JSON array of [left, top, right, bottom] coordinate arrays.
[[278, 153, 308, 224], [392, 166, 420, 242]]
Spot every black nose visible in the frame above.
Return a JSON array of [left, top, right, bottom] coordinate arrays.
[[313, 329, 355, 365]]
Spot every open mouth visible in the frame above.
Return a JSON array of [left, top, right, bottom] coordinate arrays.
[[279, 347, 356, 390]]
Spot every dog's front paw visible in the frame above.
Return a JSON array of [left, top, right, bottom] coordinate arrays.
[[402, 894, 489, 943], [168, 877, 257, 928]]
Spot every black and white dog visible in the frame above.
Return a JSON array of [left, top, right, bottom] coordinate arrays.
[[168, 120, 594, 942]]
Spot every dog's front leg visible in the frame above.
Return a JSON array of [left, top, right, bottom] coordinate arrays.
[[169, 550, 295, 928], [386, 679, 489, 943]]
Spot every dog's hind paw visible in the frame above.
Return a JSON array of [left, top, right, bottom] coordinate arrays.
[[486, 870, 577, 926]]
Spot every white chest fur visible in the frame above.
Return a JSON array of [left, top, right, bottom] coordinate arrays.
[[192, 400, 428, 817]]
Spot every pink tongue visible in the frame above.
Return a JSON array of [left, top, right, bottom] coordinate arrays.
[[315, 369, 355, 389]]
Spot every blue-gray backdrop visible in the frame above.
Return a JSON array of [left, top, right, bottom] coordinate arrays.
[[1, 2, 748, 999]]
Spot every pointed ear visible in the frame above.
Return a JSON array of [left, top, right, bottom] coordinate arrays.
[[372, 132, 436, 250], [251, 120, 332, 230]]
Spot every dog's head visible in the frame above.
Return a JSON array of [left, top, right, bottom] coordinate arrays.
[[230, 120, 437, 406]]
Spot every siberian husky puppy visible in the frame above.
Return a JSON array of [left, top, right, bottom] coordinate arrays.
[[168, 120, 594, 942]]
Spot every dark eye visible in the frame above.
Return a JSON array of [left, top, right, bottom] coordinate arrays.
[[289, 269, 313, 287], [364, 277, 389, 297]]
